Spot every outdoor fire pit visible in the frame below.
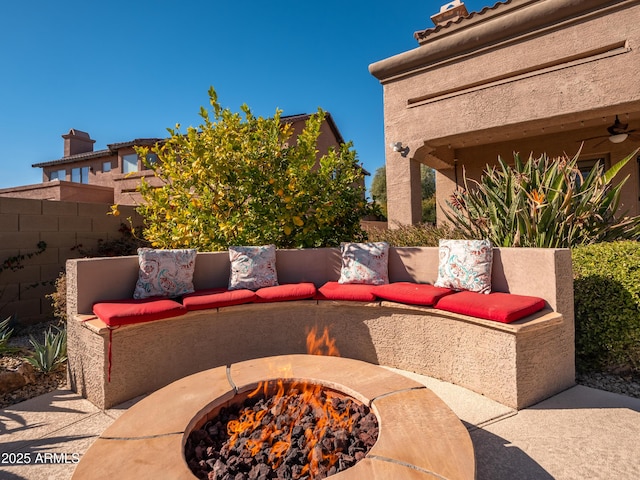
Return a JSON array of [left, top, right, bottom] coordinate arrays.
[[185, 379, 379, 479], [72, 354, 475, 479]]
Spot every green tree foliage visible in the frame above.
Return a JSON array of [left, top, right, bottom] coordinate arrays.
[[135, 88, 373, 250], [370, 165, 436, 221], [421, 166, 436, 199], [443, 149, 640, 247], [370, 166, 387, 204]]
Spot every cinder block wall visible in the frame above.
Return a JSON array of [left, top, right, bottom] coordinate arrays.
[[0, 197, 142, 324]]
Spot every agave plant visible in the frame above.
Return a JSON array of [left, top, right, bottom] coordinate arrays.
[[25, 326, 67, 373], [0, 316, 19, 354], [443, 148, 640, 248]]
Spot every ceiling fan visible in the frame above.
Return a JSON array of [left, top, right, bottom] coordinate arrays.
[[580, 115, 639, 146]]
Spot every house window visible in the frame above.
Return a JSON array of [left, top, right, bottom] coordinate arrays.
[[123, 154, 138, 174], [103, 161, 112, 173], [577, 157, 606, 178], [50, 169, 65, 181], [71, 166, 90, 184], [575, 157, 607, 188]]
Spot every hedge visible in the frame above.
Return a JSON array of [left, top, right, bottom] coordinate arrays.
[[573, 241, 640, 373]]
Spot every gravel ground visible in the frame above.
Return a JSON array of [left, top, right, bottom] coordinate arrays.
[[1, 321, 639, 410], [576, 371, 640, 399]]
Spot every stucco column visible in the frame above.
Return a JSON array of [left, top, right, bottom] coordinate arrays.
[[386, 150, 422, 227]]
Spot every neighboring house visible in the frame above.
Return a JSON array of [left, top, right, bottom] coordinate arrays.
[[370, 0, 640, 226], [0, 113, 348, 206]]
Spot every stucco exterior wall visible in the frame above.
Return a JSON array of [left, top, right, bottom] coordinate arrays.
[[66, 247, 574, 409], [370, 0, 640, 225]]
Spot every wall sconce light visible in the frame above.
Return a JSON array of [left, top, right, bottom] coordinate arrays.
[[390, 141, 410, 157]]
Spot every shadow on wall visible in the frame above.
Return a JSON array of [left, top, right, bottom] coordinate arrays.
[[388, 247, 439, 284]]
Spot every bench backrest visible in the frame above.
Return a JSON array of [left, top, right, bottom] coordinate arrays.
[[66, 247, 572, 318]]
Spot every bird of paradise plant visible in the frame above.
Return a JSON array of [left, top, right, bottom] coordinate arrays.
[[444, 148, 640, 248]]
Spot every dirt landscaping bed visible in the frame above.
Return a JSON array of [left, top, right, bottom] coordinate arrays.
[[0, 319, 67, 409]]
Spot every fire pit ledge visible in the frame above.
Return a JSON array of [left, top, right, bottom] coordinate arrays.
[[71, 355, 475, 480]]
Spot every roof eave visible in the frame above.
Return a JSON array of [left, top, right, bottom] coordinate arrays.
[[370, 0, 628, 83]]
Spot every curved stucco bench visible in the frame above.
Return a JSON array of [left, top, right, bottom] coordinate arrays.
[[66, 247, 575, 410]]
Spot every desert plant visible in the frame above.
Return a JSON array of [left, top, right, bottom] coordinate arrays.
[[573, 241, 640, 374], [25, 326, 67, 373], [0, 316, 19, 354], [133, 87, 374, 250], [365, 223, 463, 247], [444, 149, 640, 247]]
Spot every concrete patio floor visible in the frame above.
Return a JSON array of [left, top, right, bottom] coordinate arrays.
[[1, 368, 639, 480]]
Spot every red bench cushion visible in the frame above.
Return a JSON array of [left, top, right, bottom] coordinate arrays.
[[372, 282, 454, 306], [182, 288, 257, 310], [315, 282, 377, 302], [93, 298, 187, 327], [435, 291, 546, 323], [255, 283, 317, 302]]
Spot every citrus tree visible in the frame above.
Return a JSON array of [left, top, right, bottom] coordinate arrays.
[[443, 148, 640, 247], [135, 87, 372, 250]]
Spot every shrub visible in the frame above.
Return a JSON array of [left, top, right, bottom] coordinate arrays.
[[25, 326, 67, 373], [444, 149, 640, 247], [573, 241, 640, 374], [93, 223, 150, 256], [135, 87, 374, 250], [47, 273, 66, 324], [421, 197, 436, 224], [365, 223, 463, 247]]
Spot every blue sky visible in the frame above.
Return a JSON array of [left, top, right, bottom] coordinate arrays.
[[0, 0, 490, 193]]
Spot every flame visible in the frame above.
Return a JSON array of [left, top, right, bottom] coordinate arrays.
[[224, 326, 354, 478], [306, 325, 340, 356]]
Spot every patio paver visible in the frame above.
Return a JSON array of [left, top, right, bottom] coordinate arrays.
[[2, 371, 640, 479]]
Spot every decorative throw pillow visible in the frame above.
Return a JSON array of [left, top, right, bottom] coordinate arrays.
[[434, 239, 493, 294], [133, 248, 197, 299], [338, 242, 389, 285], [229, 245, 278, 290]]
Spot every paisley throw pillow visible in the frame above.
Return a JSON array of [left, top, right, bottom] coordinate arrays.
[[133, 248, 197, 299], [338, 242, 389, 285], [228, 245, 278, 290], [434, 239, 493, 294]]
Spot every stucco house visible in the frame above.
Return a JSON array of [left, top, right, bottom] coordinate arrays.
[[370, 0, 640, 226], [0, 113, 347, 206]]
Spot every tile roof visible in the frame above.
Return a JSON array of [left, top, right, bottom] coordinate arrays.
[[414, 0, 512, 44], [32, 138, 163, 168]]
